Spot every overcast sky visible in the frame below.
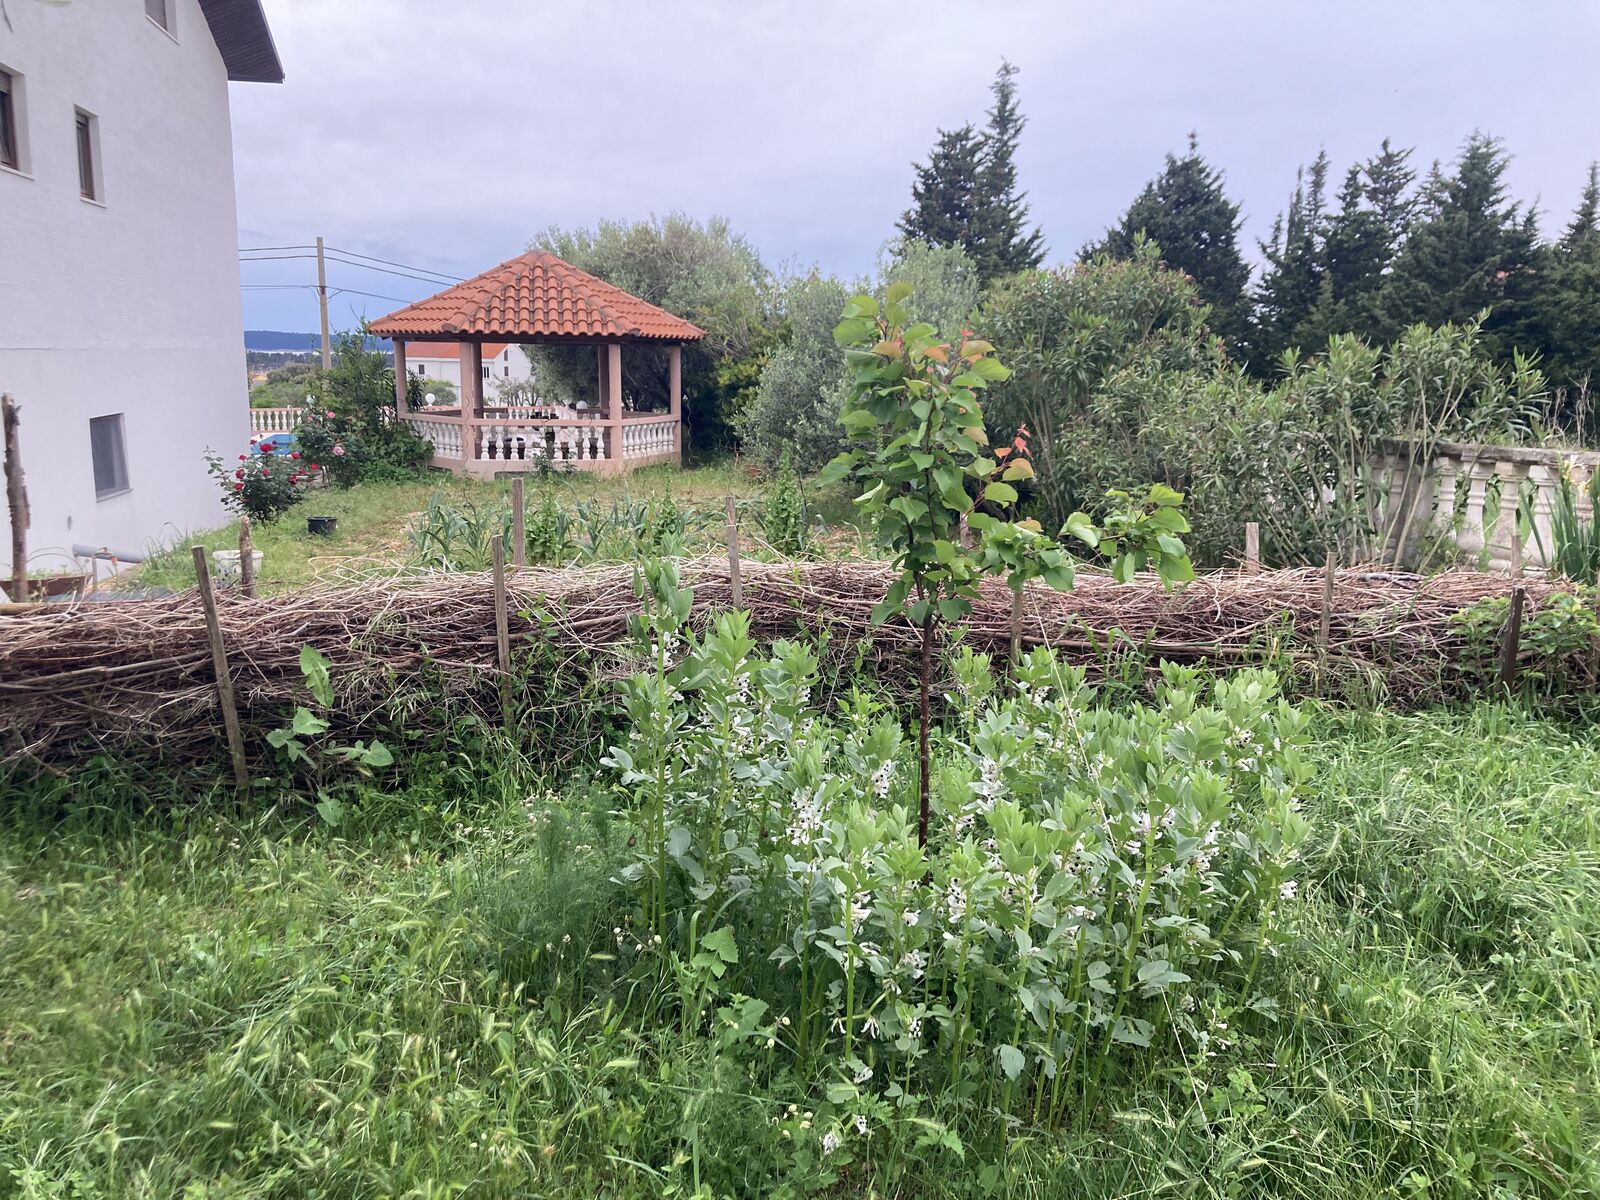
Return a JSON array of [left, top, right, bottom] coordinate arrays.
[[232, 1, 1600, 333]]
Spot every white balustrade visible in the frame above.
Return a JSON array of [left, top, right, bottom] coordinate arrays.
[[249, 407, 303, 436], [403, 415, 465, 461], [1370, 441, 1599, 572]]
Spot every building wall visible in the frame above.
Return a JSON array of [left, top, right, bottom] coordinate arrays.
[[0, 0, 249, 573], [409, 346, 534, 402]]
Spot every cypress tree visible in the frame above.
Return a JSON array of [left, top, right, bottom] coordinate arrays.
[[1253, 151, 1329, 362], [1084, 134, 1253, 349], [899, 125, 985, 260], [1375, 132, 1543, 354], [971, 60, 1046, 281], [1539, 163, 1600, 401]]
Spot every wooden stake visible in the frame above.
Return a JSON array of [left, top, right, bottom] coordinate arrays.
[[3, 395, 28, 604], [1010, 586, 1024, 667], [1498, 583, 1525, 692], [1243, 522, 1260, 574], [511, 477, 526, 568], [192, 545, 249, 790], [238, 517, 255, 599], [492, 534, 512, 724], [1317, 550, 1336, 652], [725, 495, 743, 609]]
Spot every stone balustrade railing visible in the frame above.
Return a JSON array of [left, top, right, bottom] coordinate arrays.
[[249, 407, 303, 436], [400, 410, 680, 472], [1372, 441, 1599, 572]]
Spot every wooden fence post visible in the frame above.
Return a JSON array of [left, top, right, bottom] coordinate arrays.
[[238, 517, 255, 599], [1317, 550, 1336, 653], [1010, 585, 1024, 667], [1244, 522, 1260, 574], [725, 495, 743, 609], [492, 534, 512, 724], [511, 478, 526, 568], [192, 545, 249, 790], [1498, 583, 1525, 692], [3, 395, 27, 603]]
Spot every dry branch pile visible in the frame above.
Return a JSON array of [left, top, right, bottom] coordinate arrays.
[[0, 560, 1584, 767]]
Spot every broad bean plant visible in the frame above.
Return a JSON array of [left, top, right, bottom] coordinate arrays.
[[603, 563, 1311, 1129]]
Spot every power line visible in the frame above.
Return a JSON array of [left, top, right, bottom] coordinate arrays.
[[238, 244, 316, 253], [327, 287, 411, 304], [321, 255, 459, 287], [325, 244, 463, 282], [239, 253, 319, 263]]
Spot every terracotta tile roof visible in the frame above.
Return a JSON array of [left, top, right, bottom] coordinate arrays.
[[404, 342, 513, 361], [369, 251, 706, 343]]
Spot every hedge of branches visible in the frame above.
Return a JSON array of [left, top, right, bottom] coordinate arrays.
[[0, 560, 1589, 769]]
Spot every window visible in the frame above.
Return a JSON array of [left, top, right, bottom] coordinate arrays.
[[416, 363, 426, 376], [482, 365, 491, 381], [503, 364, 510, 377], [0, 69, 20, 172], [75, 108, 101, 201], [90, 414, 129, 499], [145, 0, 172, 32]]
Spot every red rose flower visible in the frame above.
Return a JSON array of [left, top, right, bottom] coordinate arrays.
[[290, 452, 301, 460], [234, 482, 243, 491]]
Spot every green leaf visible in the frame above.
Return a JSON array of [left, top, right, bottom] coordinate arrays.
[[982, 481, 1018, 506], [315, 796, 345, 827], [291, 707, 330, 737], [997, 1044, 1025, 1080], [700, 925, 738, 965], [885, 280, 913, 305], [1063, 512, 1099, 547], [299, 644, 333, 707], [359, 740, 393, 768]]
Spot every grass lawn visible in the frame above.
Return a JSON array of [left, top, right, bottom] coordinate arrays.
[[133, 461, 792, 594], [2, 703, 1597, 1198]]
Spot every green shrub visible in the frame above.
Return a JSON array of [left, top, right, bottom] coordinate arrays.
[[602, 564, 1311, 1126], [761, 448, 808, 555], [204, 446, 310, 523]]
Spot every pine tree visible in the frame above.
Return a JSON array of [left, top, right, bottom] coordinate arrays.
[[900, 62, 1045, 283], [970, 60, 1046, 281], [1375, 132, 1543, 354], [1253, 151, 1329, 362], [1084, 134, 1252, 348], [1362, 138, 1418, 256], [1539, 163, 1600, 401], [899, 124, 985, 254]]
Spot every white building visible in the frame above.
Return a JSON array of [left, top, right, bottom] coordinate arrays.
[[0, 0, 281, 576], [406, 342, 534, 404]]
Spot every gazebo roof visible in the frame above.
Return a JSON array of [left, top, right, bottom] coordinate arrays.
[[368, 251, 706, 343]]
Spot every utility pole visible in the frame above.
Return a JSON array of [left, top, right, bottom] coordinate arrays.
[[316, 235, 331, 370]]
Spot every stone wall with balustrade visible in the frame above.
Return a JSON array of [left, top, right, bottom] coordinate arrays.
[[1372, 441, 1599, 572]]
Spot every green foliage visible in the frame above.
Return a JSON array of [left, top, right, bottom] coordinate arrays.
[[981, 245, 1545, 565], [296, 331, 431, 486], [604, 596, 1312, 1129], [1084, 133, 1252, 348], [5, 696, 1600, 1196], [248, 360, 318, 408], [1545, 465, 1600, 583], [526, 215, 772, 455], [1451, 586, 1600, 698], [264, 645, 393, 822], [761, 448, 809, 556], [737, 271, 854, 472], [204, 446, 310, 523], [900, 61, 1045, 283]]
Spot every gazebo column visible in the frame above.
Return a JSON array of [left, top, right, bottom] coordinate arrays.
[[606, 342, 623, 468], [393, 341, 409, 410], [459, 341, 484, 466], [669, 344, 682, 462]]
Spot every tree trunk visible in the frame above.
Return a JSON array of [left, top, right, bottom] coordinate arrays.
[[917, 608, 933, 849]]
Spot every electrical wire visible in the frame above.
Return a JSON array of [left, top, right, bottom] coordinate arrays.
[[324, 245, 463, 281], [237, 244, 316, 253]]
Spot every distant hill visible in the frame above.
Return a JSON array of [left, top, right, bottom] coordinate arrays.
[[245, 330, 390, 351]]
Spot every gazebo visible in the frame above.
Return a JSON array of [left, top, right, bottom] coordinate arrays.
[[367, 251, 705, 476]]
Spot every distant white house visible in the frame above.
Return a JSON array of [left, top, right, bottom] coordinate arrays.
[[406, 342, 534, 402], [0, 0, 282, 575]]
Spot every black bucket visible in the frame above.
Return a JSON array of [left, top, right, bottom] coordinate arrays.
[[307, 515, 338, 537]]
